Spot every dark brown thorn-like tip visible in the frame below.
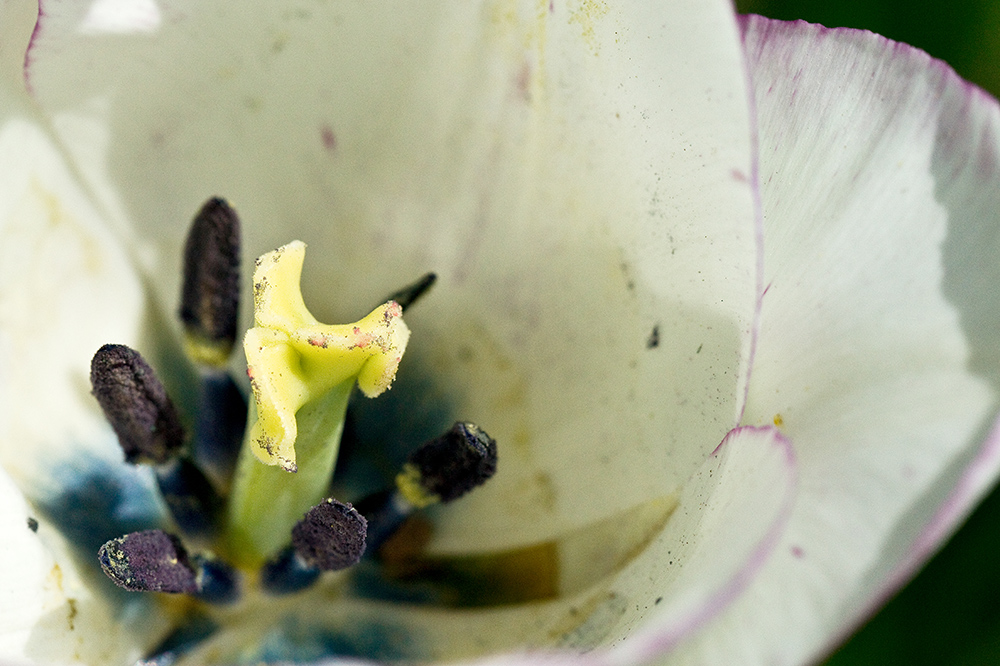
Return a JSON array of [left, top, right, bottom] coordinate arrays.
[[180, 197, 241, 361], [90, 344, 185, 465], [98, 530, 198, 594], [385, 272, 436, 312], [291, 499, 367, 571], [408, 422, 498, 503]]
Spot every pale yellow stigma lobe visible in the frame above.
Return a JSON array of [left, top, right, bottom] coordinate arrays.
[[243, 241, 410, 472]]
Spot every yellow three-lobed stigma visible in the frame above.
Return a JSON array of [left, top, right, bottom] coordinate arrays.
[[243, 241, 410, 472]]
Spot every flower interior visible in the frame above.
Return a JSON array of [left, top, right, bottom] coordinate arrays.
[[85, 198, 524, 662], [69, 190, 768, 666], [10, 5, 797, 664]]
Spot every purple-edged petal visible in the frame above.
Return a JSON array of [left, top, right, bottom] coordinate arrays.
[[605, 426, 796, 664], [0, 0, 34, 90], [401, 426, 795, 661], [669, 17, 1000, 665], [24, 0, 760, 552]]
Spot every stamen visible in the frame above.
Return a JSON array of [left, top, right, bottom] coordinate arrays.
[[291, 499, 367, 571], [177, 198, 247, 489], [90, 344, 221, 536], [180, 197, 241, 368], [190, 552, 241, 604], [397, 422, 497, 506], [90, 344, 184, 465], [360, 422, 497, 557], [356, 489, 416, 558], [98, 530, 239, 603], [260, 499, 367, 594], [385, 272, 436, 312]]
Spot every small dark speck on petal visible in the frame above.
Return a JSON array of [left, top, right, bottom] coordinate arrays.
[[646, 325, 660, 349], [27, 517, 38, 532], [321, 125, 337, 152]]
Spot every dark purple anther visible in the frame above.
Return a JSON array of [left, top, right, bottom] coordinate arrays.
[[90, 344, 184, 465], [180, 197, 241, 357], [98, 530, 198, 594], [292, 499, 368, 572], [408, 422, 497, 503]]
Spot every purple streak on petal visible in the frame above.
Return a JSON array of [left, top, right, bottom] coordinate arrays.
[[320, 124, 337, 153], [22, 0, 42, 96], [609, 426, 798, 663], [733, 17, 766, 425], [739, 13, 996, 109]]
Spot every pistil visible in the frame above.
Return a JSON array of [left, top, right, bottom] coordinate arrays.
[[225, 240, 410, 565]]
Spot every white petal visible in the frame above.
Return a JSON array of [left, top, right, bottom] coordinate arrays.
[[0, 460, 171, 665], [79, 0, 162, 36], [0, 5, 173, 662], [25, 0, 760, 552], [0, 89, 145, 487], [0, 465, 60, 658], [171, 426, 796, 665], [605, 426, 796, 664], [670, 17, 1000, 665]]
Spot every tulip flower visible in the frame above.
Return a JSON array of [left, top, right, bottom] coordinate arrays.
[[1, 1, 998, 665]]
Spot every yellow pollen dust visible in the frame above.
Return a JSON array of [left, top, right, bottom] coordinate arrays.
[[395, 463, 440, 509]]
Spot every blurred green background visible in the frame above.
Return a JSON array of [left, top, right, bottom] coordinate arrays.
[[733, 1, 1000, 664]]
